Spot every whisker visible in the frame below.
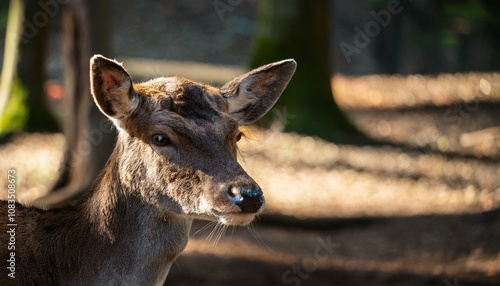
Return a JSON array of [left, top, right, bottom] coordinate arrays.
[[172, 259, 181, 271], [193, 221, 215, 237], [208, 223, 220, 244], [248, 223, 275, 253], [213, 224, 228, 247], [230, 226, 235, 239], [206, 222, 220, 242]]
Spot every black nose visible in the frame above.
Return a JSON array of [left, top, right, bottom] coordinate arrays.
[[228, 186, 265, 213]]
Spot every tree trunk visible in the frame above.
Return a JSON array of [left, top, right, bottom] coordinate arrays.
[[249, 0, 365, 142], [34, 0, 115, 207], [0, 0, 23, 124], [0, 0, 59, 135]]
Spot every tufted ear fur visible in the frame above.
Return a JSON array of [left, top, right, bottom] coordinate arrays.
[[220, 59, 297, 125], [90, 55, 138, 120]]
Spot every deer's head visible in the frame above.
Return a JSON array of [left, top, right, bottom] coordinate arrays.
[[90, 55, 296, 226]]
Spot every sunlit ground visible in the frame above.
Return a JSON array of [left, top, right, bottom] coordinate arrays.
[[1, 72, 499, 285], [239, 129, 500, 218]]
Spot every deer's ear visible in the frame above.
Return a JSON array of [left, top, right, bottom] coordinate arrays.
[[90, 55, 138, 120], [221, 59, 296, 125]]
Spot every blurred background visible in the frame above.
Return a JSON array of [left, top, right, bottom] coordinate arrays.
[[1, 0, 499, 285]]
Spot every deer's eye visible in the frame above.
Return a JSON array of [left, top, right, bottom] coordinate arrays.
[[152, 134, 172, 146], [236, 132, 243, 142]]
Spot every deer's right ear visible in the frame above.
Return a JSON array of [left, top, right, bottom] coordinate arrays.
[[220, 59, 296, 125], [90, 55, 138, 120]]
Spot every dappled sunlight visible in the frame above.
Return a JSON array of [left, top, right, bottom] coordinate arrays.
[[332, 73, 500, 158], [0, 133, 64, 203], [171, 219, 500, 283], [2, 0, 499, 283], [1, 72, 499, 284], [333, 73, 500, 109], [13, 126, 496, 219], [239, 129, 500, 218]]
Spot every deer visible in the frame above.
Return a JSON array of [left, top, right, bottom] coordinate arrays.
[[0, 55, 296, 285]]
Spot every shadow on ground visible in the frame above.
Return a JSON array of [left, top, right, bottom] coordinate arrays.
[[167, 210, 500, 286]]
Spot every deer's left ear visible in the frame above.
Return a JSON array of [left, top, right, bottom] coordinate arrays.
[[220, 59, 296, 125]]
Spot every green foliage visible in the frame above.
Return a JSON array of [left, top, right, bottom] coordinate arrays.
[[0, 5, 8, 29], [444, 1, 487, 20], [441, 2, 487, 48], [442, 29, 459, 46], [0, 78, 28, 135]]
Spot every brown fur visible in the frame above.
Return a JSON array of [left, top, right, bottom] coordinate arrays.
[[0, 55, 296, 285]]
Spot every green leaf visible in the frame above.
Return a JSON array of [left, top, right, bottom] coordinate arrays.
[[0, 78, 28, 135]]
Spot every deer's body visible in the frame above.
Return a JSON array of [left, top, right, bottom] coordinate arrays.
[[1, 146, 191, 285], [0, 56, 295, 285]]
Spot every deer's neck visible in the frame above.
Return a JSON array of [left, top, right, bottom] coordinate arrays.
[[75, 140, 192, 284]]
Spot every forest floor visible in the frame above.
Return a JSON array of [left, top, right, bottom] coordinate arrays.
[[1, 73, 500, 285]]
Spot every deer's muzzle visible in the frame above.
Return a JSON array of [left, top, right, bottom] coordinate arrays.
[[228, 186, 265, 213]]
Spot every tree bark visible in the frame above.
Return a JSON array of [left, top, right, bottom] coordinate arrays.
[[35, 0, 115, 207], [249, 0, 365, 142], [0, 0, 59, 135]]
